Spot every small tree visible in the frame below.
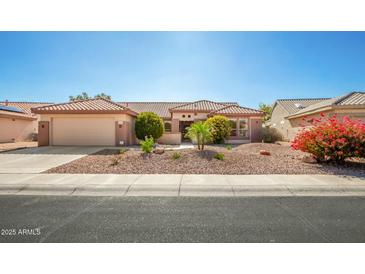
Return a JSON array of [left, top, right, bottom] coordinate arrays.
[[185, 121, 212, 151], [69, 92, 112, 101], [291, 114, 365, 163], [135, 112, 164, 141], [205, 115, 231, 144], [69, 92, 91, 101], [259, 103, 273, 123], [94, 93, 112, 100]]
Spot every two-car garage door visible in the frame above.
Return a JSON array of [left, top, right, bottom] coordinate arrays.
[[52, 117, 115, 146]]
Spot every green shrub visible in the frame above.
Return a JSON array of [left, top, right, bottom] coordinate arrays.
[[205, 115, 231, 144], [140, 136, 155, 154], [135, 112, 164, 140], [226, 144, 232, 150], [172, 152, 181, 160], [214, 152, 225, 160], [185, 121, 212, 151], [262, 127, 283, 143]]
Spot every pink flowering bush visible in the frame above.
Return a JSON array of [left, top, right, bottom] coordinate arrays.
[[291, 114, 365, 163]]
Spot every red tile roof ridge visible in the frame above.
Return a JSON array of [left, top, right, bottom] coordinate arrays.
[[208, 104, 263, 115], [168, 100, 229, 111], [33, 97, 127, 111]]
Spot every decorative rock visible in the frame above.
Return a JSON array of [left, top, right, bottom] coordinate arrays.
[[154, 148, 165, 154], [259, 150, 271, 156], [302, 155, 317, 164]]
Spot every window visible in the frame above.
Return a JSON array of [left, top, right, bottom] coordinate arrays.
[[229, 120, 237, 136], [164, 122, 171, 132], [188, 114, 191, 118], [182, 115, 185, 118], [238, 118, 248, 137]]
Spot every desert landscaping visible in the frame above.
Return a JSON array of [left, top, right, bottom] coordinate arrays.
[[45, 143, 365, 175]]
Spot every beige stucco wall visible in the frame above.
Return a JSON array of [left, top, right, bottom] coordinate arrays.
[[172, 112, 208, 121], [38, 113, 136, 146], [0, 117, 37, 143], [287, 108, 365, 141], [333, 108, 365, 122], [157, 133, 181, 145], [287, 111, 333, 141], [269, 103, 291, 141], [270, 104, 365, 141]]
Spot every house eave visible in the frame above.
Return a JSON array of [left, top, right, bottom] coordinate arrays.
[[286, 106, 333, 119], [0, 112, 36, 121], [286, 104, 365, 120], [207, 113, 264, 117], [31, 109, 138, 116]]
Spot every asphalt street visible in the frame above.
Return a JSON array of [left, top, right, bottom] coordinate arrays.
[[1, 195, 365, 242]]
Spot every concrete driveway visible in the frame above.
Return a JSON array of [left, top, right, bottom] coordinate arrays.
[[0, 146, 104, 173]]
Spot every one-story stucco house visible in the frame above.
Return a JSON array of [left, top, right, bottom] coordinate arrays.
[[0, 101, 52, 143], [31, 99, 263, 146], [269, 92, 365, 141]]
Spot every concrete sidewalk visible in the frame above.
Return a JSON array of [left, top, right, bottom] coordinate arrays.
[[0, 173, 365, 197]]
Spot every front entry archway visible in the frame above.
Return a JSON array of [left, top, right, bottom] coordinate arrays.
[[179, 121, 193, 141]]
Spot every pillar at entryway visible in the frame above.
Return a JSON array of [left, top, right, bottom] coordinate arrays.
[[115, 121, 131, 146], [38, 121, 49, 146]]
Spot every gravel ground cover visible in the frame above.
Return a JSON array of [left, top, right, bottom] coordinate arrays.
[[45, 143, 365, 175]]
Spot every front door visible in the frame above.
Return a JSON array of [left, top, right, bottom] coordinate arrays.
[[180, 121, 193, 141]]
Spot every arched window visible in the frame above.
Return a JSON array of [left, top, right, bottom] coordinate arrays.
[[164, 121, 171, 132]]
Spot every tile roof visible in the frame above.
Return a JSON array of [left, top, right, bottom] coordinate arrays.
[[0, 101, 53, 115], [337, 91, 365, 105], [275, 98, 329, 115], [209, 105, 263, 115], [118, 102, 189, 118], [169, 100, 232, 112], [32, 98, 137, 114], [0, 109, 37, 120], [118, 101, 239, 118], [27, 99, 259, 118], [287, 92, 365, 118]]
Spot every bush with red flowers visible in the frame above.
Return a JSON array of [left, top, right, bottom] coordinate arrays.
[[291, 114, 365, 163]]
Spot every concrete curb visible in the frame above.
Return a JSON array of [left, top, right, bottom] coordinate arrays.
[[0, 173, 364, 197], [1, 184, 365, 197]]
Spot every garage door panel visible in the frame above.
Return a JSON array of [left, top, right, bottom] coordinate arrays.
[[52, 118, 115, 146]]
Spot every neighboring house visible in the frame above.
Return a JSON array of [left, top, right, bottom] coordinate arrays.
[[32, 99, 263, 146], [269, 98, 329, 141], [269, 92, 365, 141], [0, 101, 52, 143]]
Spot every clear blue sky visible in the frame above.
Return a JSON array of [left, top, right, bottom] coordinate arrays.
[[1, 32, 365, 108]]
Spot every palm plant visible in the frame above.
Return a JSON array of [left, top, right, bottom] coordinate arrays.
[[185, 121, 212, 151]]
